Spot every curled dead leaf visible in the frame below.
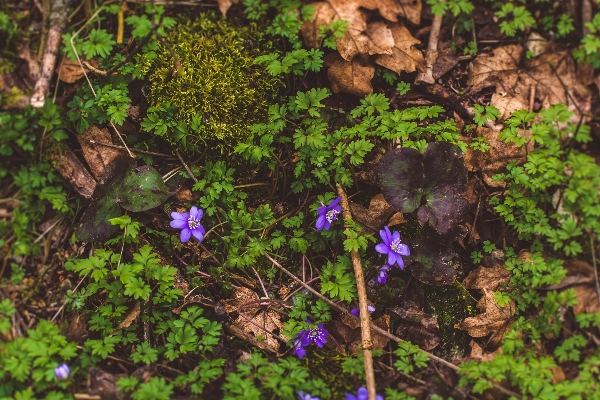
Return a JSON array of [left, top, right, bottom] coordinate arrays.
[[302, 0, 422, 61], [463, 127, 532, 187], [217, 0, 239, 15], [220, 287, 287, 353], [467, 44, 591, 121], [58, 58, 99, 84], [455, 288, 514, 348], [76, 126, 126, 180], [462, 265, 511, 291], [349, 193, 396, 234], [324, 53, 375, 96], [375, 22, 425, 75]]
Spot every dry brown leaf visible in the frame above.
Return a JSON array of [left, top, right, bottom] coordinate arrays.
[[217, 0, 239, 15], [463, 265, 511, 291], [366, 21, 395, 55], [375, 22, 425, 75], [546, 259, 596, 290], [116, 302, 140, 330], [396, 310, 441, 351], [349, 193, 396, 234], [463, 126, 531, 187], [572, 285, 600, 315], [76, 126, 125, 180], [87, 368, 127, 399], [302, 0, 421, 61], [53, 150, 97, 199], [324, 53, 375, 96], [455, 288, 514, 347], [220, 287, 286, 353], [467, 44, 591, 121], [469, 340, 501, 362], [58, 58, 98, 83]]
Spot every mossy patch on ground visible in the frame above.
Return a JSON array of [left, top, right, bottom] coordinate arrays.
[[423, 281, 477, 359], [144, 12, 282, 147]]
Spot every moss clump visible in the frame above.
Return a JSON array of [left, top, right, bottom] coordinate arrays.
[[423, 281, 477, 359], [145, 12, 282, 147]]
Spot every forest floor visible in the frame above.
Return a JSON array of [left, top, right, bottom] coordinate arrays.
[[1, 0, 600, 399]]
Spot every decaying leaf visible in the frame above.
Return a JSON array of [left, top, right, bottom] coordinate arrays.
[[462, 265, 512, 291], [75, 157, 170, 242], [217, 0, 239, 15], [546, 259, 596, 290], [396, 310, 441, 351], [77, 125, 125, 180], [469, 340, 501, 362], [467, 44, 591, 121], [572, 285, 600, 315], [339, 313, 391, 354], [324, 53, 375, 96], [58, 58, 98, 83], [463, 126, 532, 187], [455, 288, 515, 348], [221, 287, 286, 353], [87, 368, 127, 399], [303, 0, 421, 61], [116, 302, 140, 330], [349, 193, 396, 234], [53, 150, 97, 199], [374, 22, 425, 75]]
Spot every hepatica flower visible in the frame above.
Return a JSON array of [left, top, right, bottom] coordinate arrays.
[[351, 305, 375, 316], [375, 264, 392, 285], [54, 364, 70, 380], [293, 321, 328, 359], [316, 196, 342, 231], [346, 386, 384, 400], [298, 391, 320, 400], [170, 206, 205, 243], [375, 226, 410, 269]]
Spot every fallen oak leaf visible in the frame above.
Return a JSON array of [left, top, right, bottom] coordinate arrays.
[[455, 287, 515, 348], [324, 53, 375, 96], [467, 44, 591, 121], [220, 287, 287, 353], [462, 264, 512, 291], [375, 22, 425, 75], [348, 193, 396, 234], [302, 0, 422, 61], [76, 125, 125, 180]]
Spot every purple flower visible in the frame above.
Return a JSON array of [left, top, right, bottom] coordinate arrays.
[[375, 226, 410, 268], [316, 196, 342, 231], [350, 305, 376, 316], [346, 387, 384, 400], [298, 391, 320, 400], [375, 264, 392, 285], [293, 321, 329, 359], [170, 206, 206, 243], [54, 363, 70, 380]]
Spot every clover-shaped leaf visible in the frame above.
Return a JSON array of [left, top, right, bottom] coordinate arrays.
[[407, 229, 458, 286], [76, 157, 170, 242], [379, 142, 468, 237]]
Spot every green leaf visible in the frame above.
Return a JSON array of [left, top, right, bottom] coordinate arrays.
[[75, 158, 169, 242]]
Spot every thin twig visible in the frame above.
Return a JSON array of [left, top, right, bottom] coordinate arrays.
[[590, 232, 600, 305], [175, 150, 198, 183], [264, 253, 523, 400], [336, 184, 377, 400], [82, 61, 107, 76], [89, 140, 177, 159], [415, 13, 443, 85]]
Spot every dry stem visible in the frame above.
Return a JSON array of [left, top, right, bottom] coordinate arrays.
[[415, 13, 443, 85], [30, 0, 72, 107], [336, 184, 377, 400]]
